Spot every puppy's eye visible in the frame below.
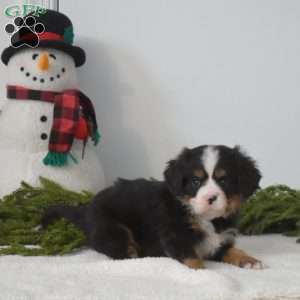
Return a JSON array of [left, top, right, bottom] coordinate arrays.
[[32, 53, 39, 60], [191, 177, 201, 187], [49, 54, 56, 60], [218, 176, 227, 184]]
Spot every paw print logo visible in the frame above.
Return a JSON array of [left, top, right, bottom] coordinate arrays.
[[5, 16, 45, 48]]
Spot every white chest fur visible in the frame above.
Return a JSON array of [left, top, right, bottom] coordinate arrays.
[[194, 218, 236, 259]]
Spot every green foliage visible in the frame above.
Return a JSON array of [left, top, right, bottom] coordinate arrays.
[[1, 181, 299, 256], [0, 177, 93, 255], [238, 185, 300, 242]]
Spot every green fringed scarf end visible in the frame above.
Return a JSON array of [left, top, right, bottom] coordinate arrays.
[[92, 130, 101, 146], [43, 152, 78, 167]]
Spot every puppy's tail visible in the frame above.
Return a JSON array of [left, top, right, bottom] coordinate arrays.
[[41, 204, 88, 233]]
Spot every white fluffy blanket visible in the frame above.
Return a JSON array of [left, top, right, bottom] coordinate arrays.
[[0, 235, 299, 300]]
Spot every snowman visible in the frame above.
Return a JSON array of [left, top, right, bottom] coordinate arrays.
[[0, 10, 105, 197]]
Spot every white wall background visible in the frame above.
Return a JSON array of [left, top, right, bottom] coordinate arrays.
[[1, 0, 300, 188], [0, 0, 14, 99]]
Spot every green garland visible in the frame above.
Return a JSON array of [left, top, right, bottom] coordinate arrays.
[[0, 181, 299, 256], [238, 185, 300, 243], [0, 178, 93, 255]]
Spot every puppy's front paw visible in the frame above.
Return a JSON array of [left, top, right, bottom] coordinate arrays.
[[236, 255, 263, 269], [223, 228, 239, 237], [183, 258, 205, 270], [220, 228, 238, 245], [223, 248, 263, 270]]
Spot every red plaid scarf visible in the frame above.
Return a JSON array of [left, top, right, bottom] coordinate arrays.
[[7, 85, 99, 156]]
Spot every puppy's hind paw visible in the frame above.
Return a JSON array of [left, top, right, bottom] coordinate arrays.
[[127, 239, 140, 258], [183, 258, 205, 270]]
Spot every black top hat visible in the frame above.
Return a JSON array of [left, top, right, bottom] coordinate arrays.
[[1, 10, 85, 67]]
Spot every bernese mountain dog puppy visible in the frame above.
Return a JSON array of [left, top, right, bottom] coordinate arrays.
[[42, 145, 262, 269]]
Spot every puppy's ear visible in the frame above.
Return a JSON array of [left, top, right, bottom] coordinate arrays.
[[234, 146, 262, 200], [164, 148, 190, 196]]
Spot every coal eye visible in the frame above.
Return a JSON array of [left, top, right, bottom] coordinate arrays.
[[32, 53, 39, 60], [49, 54, 56, 60]]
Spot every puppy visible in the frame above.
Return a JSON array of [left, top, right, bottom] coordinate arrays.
[[42, 145, 262, 269]]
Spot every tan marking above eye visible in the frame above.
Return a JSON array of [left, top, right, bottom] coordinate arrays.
[[214, 168, 226, 179], [194, 169, 206, 179]]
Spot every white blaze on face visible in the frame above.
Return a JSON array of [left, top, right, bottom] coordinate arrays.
[[189, 146, 227, 220], [7, 48, 78, 92]]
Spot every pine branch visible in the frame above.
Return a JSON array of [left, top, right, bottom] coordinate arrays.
[[0, 177, 92, 256], [238, 185, 300, 242], [1, 180, 299, 256]]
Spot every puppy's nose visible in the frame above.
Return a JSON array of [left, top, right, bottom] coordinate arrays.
[[208, 195, 218, 205]]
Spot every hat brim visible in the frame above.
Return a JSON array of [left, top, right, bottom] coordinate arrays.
[[1, 40, 86, 67]]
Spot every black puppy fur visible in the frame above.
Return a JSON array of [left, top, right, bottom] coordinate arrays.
[[42, 145, 261, 266]]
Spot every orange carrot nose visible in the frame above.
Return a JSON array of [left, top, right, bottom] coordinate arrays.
[[37, 52, 49, 71]]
